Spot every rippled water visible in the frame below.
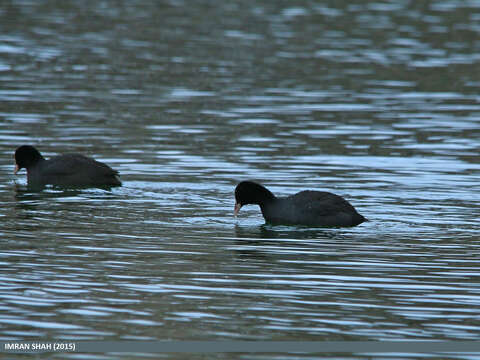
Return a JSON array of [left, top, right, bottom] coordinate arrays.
[[1, 1, 480, 359]]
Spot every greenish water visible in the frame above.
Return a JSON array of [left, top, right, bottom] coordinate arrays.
[[1, 1, 479, 359]]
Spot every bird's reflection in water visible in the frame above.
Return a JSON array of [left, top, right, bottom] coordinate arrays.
[[234, 223, 346, 242], [231, 224, 357, 261], [14, 183, 83, 200], [12, 182, 118, 218]]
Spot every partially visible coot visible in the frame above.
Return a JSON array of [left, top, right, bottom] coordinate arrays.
[[234, 181, 366, 227], [14, 145, 122, 189]]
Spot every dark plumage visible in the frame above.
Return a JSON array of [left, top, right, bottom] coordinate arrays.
[[14, 145, 121, 189], [234, 181, 366, 227]]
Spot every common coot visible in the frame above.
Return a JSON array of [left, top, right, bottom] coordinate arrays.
[[234, 181, 366, 227], [14, 145, 122, 189]]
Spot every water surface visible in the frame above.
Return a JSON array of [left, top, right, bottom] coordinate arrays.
[[0, 1, 479, 359]]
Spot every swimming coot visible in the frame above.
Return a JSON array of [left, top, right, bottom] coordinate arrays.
[[234, 181, 366, 227], [14, 145, 122, 188]]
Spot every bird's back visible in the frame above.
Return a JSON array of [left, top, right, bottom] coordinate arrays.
[[262, 190, 366, 227], [29, 154, 121, 188]]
